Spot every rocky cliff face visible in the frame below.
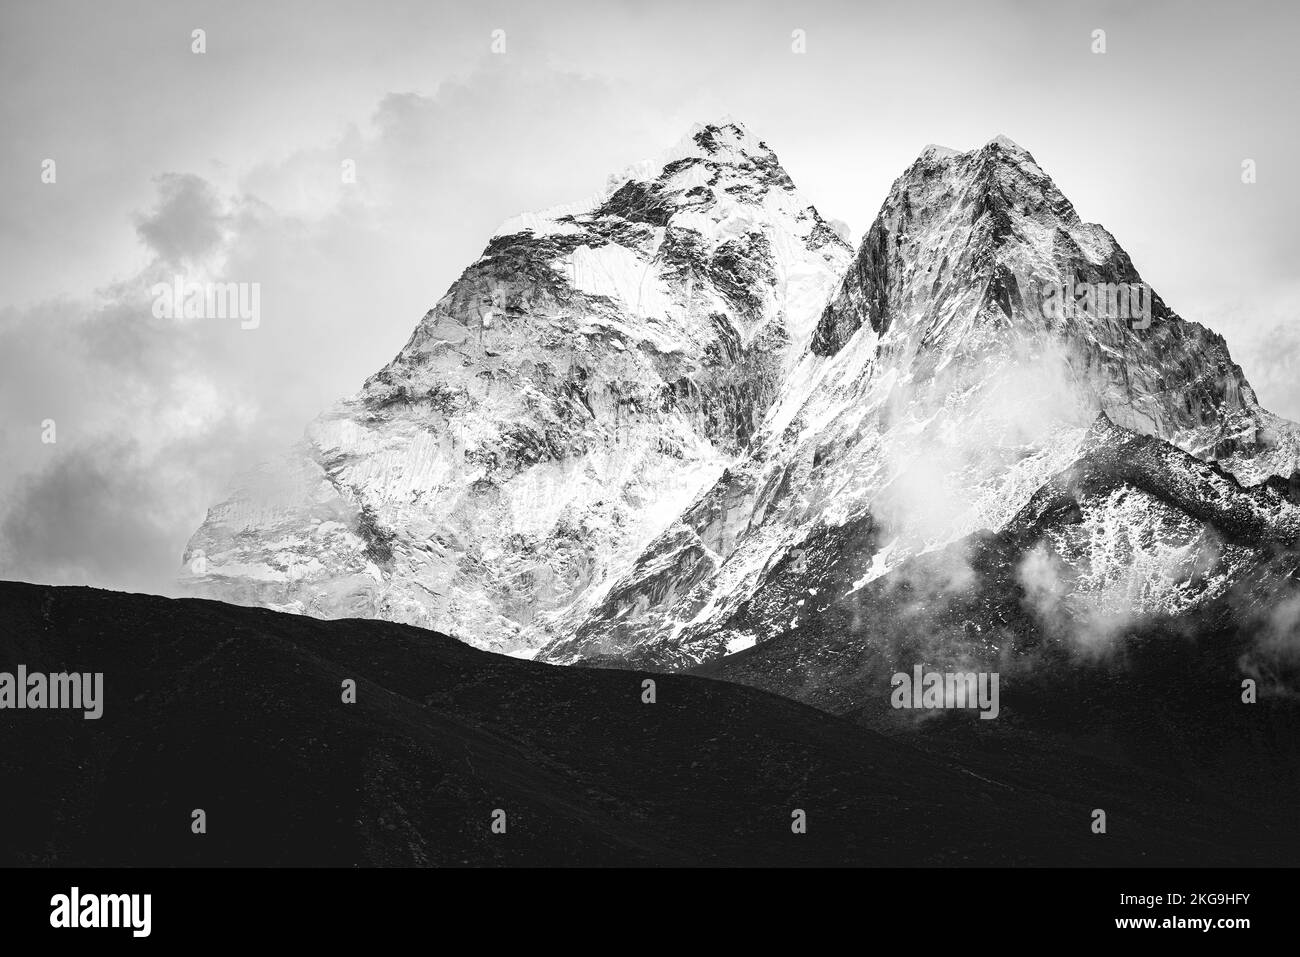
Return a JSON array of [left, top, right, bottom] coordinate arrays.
[[180, 121, 852, 653], [540, 136, 1300, 667]]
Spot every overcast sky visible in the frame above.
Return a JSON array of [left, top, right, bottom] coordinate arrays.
[[2, 0, 1297, 595]]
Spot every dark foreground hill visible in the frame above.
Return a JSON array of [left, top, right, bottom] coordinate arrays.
[[0, 580, 1292, 866]]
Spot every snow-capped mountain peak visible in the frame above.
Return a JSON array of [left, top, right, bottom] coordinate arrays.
[[180, 128, 1298, 670], [180, 121, 852, 654]]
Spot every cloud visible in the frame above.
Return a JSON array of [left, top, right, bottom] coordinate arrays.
[[1, 441, 181, 590], [1237, 582, 1300, 698], [134, 174, 227, 265], [1237, 319, 1300, 425]]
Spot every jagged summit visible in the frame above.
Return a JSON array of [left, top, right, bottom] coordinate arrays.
[[810, 134, 1094, 355], [496, 118, 803, 245], [806, 135, 1297, 479], [911, 134, 1038, 171], [678, 117, 771, 158], [498, 119, 767, 213]]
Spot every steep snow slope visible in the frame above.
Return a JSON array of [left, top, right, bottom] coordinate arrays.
[[543, 136, 1300, 667], [181, 121, 852, 652]]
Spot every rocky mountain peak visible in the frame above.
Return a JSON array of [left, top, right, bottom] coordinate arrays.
[[676, 117, 775, 161]]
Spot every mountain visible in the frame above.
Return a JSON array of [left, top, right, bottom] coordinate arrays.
[[180, 120, 852, 654], [183, 129, 1300, 673], [541, 136, 1300, 667], [1, 581, 1293, 866]]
